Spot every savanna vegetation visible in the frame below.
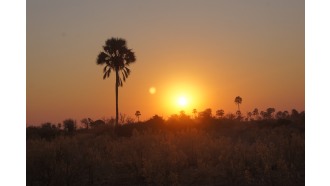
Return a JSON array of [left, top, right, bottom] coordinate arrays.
[[27, 37, 304, 185], [27, 109, 304, 186]]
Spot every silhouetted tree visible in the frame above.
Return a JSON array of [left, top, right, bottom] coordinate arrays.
[[125, 116, 135, 124], [234, 96, 242, 111], [119, 113, 127, 125], [252, 108, 259, 120], [290, 109, 303, 123], [199, 108, 212, 119], [39, 122, 58, 140], [81, 118, 90, 129], [168, 114, 180, 122], [147, 115, 165, 125], [97, 38, 136, 126], [266, 108, 276, 119], [192, 108, 197, 119], [88, 118, 106, 128], [105, 117, 116, 126], [63, 119, 76, 135], [291, 109, 299, 119], [236, 110, 243, 121], [225, 113, 236, 120], [247, 112, 252, 121], [135, 111, 141, 122], [179, 110, 190, 120], [259, 108, 275, 120], [259, 111, 265, 120], [275, 111, 284, 119], [216, 109, 224, 119], [57, 123, 62, 130], [283, 110, 290, 119]]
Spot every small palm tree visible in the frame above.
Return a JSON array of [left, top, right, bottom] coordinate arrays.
[[97, 38, 136, 126], [216, 109, 225, 119], [247, 112, 252, 120], [252, 108, 259, 120], [135, 111, 141, 122], [234, 96, 242, 111], [192, 108, 197, 119]]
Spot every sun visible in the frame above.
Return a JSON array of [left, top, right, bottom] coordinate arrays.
[[162, 82, 203, 114], [149, 87, 156, 94], [178, 96, 188, 107]]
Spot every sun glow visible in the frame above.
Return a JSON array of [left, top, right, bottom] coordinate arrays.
[[160, 80, 208, 116], [178, 96, 188, 107]]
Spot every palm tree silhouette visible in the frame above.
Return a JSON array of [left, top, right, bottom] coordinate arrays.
[[234, 96, 242, 111], [97, 38, 136, 126], [216, 109, 224, 118], [135, 111, 141, 122], [192, 108, 197, 119], [252, 108, 259, 120]]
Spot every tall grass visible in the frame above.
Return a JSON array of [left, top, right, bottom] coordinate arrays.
[[27, 119, 304, 186]]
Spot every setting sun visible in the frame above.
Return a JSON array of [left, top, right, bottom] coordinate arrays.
[[160, 81, 206, 115], [178, 96, 188, 107], [26, 1, 305, 185]]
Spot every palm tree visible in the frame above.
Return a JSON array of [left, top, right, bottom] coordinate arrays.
[[216, 109, 224, 119], [192, 108, 197, 119], [97, 38, 136, 126], [234, 96, 242, 111], [247, 112, 252, 121], [135, 111, 141, 122], [252, 108, 259, 120]]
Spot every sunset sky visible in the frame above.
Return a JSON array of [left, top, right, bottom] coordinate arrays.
[[27, 0, 304, 125]]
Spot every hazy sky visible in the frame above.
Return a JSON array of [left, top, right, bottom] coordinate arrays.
[[27, 0, 304, 125]]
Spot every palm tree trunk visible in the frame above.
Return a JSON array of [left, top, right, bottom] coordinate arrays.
[[115, 70, 119, 127]]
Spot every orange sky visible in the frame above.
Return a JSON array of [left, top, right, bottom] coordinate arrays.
[[27, 0, 304, 125]]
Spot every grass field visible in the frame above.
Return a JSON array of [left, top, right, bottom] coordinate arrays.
[[27, 117, 304, 186]]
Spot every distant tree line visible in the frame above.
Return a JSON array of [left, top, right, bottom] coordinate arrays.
[[27, 110, 305, 186], [27, 107, 304, 141]]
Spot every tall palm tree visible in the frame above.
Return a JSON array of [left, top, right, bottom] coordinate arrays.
[[97, 38, 136, 126], [234, 96, 242, 111]]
